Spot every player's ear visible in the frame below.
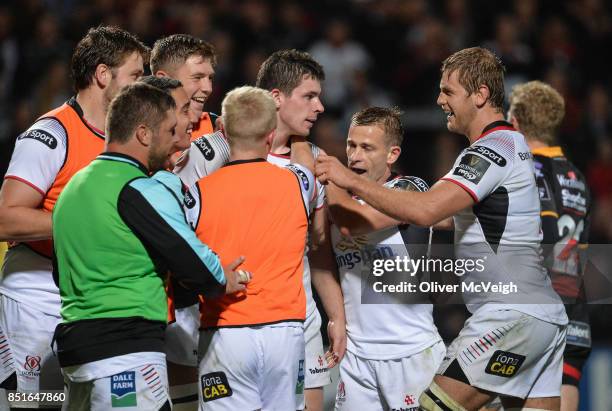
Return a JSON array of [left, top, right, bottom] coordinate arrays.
[[270, 89, 282, 110], [387, 145, 401, 165], [94, 64, 111, 88], [155, 70, 170, 78], [508, 113, 520, 131], [265, 128, 276, 150], [134, 124, 152, 146], [474, 84, 490, 108]]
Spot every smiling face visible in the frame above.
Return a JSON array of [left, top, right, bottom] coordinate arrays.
[[346, 124, 399, 184], [169, 86, 192, 152], [172, 55, 215, 123], [276, 75, 324, 138], [437, 70, 476, 136]]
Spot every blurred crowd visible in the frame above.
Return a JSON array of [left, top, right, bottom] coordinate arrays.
[[1, 0, 611, 341]]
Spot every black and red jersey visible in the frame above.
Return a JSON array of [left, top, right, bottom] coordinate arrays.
[[533, 146, 591, 298]]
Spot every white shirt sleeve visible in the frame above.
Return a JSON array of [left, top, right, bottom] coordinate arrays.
[[284, 163, 316, 217], [441, 137, 514, 202], [4, 118, 68, 195], [173, 131, 230, 187]]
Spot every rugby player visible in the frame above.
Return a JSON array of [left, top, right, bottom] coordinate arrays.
[[137, 76, 201, 409], [327, 106, 444, 410], [0, 26, 148, 409], [184, 86, 315, 410], [316, 47, 568, 411], [257, 49, 346, 411], [508, 81, 591, 411], [150, 34, 218, 141], [149, 34, 228, 409], [53, 82, 247, 411]]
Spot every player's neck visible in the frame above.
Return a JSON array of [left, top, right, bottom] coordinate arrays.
[[76, 89, 107, 134], [106, 141, 150, 172], [376, 169, 393, 185], [466, 110, 505, 144], [526, 139, 549, 151], [230, 147, 269, 162], [270, 123, 292, 154]]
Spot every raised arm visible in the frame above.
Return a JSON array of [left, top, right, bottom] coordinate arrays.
[[317, 154, 473, 227]]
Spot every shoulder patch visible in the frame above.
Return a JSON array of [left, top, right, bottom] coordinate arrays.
[[466, 145, 507, 166], [453, 153, 491, 184], [287, 164, 310, 191], [388, 176, 429, 192], [193, 137, 215, 161], [184, 189, 196, 209], [18, 129, 57, 149]]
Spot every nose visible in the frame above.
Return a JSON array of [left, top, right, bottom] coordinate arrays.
[[348, 147, 363, 164], [436, 92, 444, 107], [200, 77, 212, 97], [314, 97, 324, 114]]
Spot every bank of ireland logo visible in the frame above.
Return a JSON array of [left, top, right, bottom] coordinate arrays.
[[295, 359, 305, 395], [110, 371, 137, 407], [24, 356, 41, 372]]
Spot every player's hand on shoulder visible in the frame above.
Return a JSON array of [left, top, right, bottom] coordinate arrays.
[[223, 256, 252, 294], [315, 154, 356, 189]]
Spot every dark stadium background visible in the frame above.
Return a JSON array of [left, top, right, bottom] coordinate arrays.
[[1, 1, 611, 409]]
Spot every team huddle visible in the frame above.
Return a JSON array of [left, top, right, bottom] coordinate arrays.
[[0, 25, 591, 411]]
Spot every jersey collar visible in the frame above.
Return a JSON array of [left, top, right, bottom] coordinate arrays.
[[67, 96, 106, 139], [224, 158, 267, 167], [531, 146, 564, 158], [97, 152, 149, 175], [476, 120, 515, 141]]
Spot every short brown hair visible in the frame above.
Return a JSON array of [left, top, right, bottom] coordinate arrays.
[[150, 34, 216, 74], [106, 83, 175, 144], [350, 107, 404, 146], [441, 47, 506, 111], [222, 86, 277, 148], [138, 75, 182, 92], [71, 26, 149, 93], [256, 49, 324, 94], [509, 81, 565, 145]]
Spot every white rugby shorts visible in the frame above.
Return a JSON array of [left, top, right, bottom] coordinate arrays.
[[335, 341, 445, 410], [438, 308, 566, 399], [197, 323, 305, 410], [0, 294, 63, 407]]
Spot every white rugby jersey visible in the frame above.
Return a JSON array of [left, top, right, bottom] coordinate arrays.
[[331, 175, 442, 360], [441, 121, 567, 325], [173, 131, 230, 186], [267, 145, 324, 318], [1, 117, 75, 315]]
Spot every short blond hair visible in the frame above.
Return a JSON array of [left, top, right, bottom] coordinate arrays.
[[222, 86, 277, 147], [441, 47, 506, 111], [509, 81, 565, 145]]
